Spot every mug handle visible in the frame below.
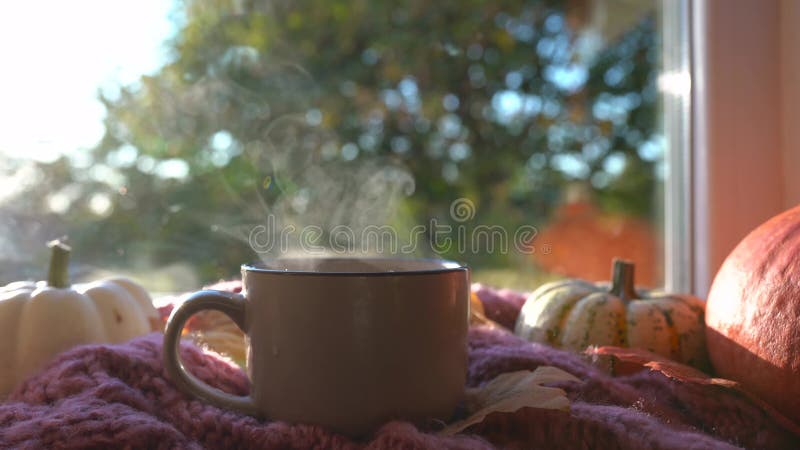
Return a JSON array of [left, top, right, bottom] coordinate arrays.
[[163, 290, 257, 414]]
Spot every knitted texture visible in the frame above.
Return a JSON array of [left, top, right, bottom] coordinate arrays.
[[470, 284, 527, 330], [1, 284, 798, 449]]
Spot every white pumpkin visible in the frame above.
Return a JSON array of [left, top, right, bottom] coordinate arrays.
[[515, 259, 709, 370], [0, 241, 160, 396]]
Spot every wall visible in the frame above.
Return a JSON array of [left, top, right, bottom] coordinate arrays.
[[692, 0, 798, 297], [781, 0, 800, 207]]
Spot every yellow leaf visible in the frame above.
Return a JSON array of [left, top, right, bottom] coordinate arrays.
[[493, 30, 516, 52], [440, 366, 578, 435], [469, 292, 497, 327]]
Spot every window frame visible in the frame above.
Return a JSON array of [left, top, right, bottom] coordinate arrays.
[[662, 0, 693, 294]]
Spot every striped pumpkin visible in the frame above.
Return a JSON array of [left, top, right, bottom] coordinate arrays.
[[515, 260, 709, 370]]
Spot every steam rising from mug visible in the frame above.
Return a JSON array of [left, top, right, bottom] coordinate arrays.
[[216, 111, 418, 264]]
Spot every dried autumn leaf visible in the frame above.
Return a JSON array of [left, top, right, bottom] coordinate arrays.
[[156, 295, 248, 366], [586, 346, 800, 437], [185, 310, 246, 365], [469, 292, 504, 328], [440, 366, 579, 435], [586, 345, 716, 381]]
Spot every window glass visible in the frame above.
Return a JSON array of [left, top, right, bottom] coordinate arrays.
[[0, 0, 665, 291]]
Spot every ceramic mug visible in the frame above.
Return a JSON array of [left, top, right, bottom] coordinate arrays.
[[163, 258, 469, 436]]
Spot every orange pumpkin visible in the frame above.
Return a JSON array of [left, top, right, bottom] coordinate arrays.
[[706, 205, 800, 422]]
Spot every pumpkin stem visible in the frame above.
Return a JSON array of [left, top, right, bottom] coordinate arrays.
[[610, 259, 637, 301], [47, 239, 71, 288]]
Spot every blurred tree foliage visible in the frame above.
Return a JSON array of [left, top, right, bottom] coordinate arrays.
[[27, 0, 662, 284]]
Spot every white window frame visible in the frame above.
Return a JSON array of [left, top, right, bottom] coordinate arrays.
[[662, 0, 693, 294]]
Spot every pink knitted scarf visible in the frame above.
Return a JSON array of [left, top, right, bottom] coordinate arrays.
[[1, 284, 798, 449]]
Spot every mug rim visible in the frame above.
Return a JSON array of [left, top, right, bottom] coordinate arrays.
[[242, 257, 468, 277]]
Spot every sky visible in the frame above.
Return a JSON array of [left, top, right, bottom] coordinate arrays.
[[0, 0, 176, 163]]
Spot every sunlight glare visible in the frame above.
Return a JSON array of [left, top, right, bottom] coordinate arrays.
[[0, 0, 174, 162]]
